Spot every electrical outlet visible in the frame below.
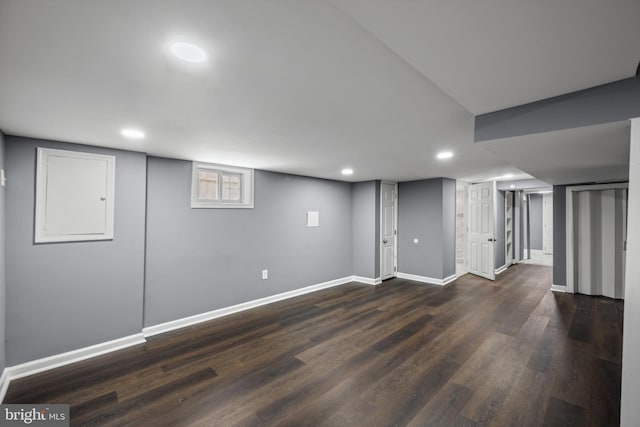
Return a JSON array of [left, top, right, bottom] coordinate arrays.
[[262, 269, 268, 280]]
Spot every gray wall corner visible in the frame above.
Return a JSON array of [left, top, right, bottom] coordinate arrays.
[[442, 179, 456, 277], [553, 185, 567, 286], [398, 178, 445, 279], [0, 129, 6, 374], [529, 194, 544, 250], [5, 136, 146, 365], [352, 181, 378, 278]]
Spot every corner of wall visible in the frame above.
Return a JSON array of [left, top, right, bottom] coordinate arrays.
[[0, 128, 6, 379], [552, 185, 567, 287], [441, 178, 456, 278]]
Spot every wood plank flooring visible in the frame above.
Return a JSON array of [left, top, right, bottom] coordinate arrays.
[[4, 264, 623, 426]]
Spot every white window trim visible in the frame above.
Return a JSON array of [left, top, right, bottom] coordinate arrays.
[[191, 162, 254, 209], [35, 147, 116, 243]]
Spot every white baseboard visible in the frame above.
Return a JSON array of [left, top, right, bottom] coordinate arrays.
[[352, 276, 382, 286], [442, 274, 457, 285], [1, 275, 359, 401], [143, 276, 353, 338], [551, 284, 567, 293], [397, 272, 457, 286], [0, 368, 9, 404], [495, 265, 508, 275], [0, 333, 145, 403]]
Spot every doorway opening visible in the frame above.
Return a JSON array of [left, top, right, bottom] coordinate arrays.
[[521, 189, 554, 267], [380, 181, 398, 281]]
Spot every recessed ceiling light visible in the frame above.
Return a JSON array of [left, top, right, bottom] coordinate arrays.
[[510, 184, 516, 189], [121, 128, 145, 139], [170, 42, 207, 63], [436, 151, 453, 160], [341, 168, 354, 176]]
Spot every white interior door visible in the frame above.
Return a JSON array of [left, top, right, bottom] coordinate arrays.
[[468, 181, 496, 280], [381, 182, 396, 280], [543, 192, 554, 254]]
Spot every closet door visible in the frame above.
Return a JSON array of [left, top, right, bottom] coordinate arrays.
[[573, 188, 627, 299]]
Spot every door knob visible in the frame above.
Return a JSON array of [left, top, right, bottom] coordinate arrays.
[[383, 239, 388, 244]]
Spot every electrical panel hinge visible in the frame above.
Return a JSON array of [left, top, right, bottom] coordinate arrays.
[[394, 230, 397, 235]]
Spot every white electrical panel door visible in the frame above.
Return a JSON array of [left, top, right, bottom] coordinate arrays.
[[35, 148, 115, 243]]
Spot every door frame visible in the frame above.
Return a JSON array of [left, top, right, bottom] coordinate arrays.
[[565, 182, 629, 293], [380, 181, 398, 280]]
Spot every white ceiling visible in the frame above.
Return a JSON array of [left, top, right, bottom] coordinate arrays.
[[480, 121, 631, 185], [332, 0, 640, 114], [0, 1, 637, 183]]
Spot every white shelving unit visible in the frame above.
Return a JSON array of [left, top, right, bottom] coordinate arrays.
[[505, 192, 514, 265]]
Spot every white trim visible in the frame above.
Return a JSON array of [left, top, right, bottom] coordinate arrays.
[[0, 275, 359, 400], [495, 264, 508, 275], [442, 274, 457, 285], [143, 276, 353, 337], [551, 284, 567, 293], [566, 182, 628, 293], [35, 147, 116, 243], [397, 272, 457, 286], [352, 276, 382, 285], [0, 369, 9, 403], [0, 333, 145, 402]]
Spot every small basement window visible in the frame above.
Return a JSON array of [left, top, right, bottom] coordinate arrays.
[[191, 162, 254, 208]]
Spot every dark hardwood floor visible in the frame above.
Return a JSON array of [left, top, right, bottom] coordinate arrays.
[[5, 264, 623, 426]]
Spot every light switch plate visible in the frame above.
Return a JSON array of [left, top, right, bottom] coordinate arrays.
[[307, 211, 319, 227]]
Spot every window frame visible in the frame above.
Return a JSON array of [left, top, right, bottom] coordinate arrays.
[[191, 162, 254, 209]]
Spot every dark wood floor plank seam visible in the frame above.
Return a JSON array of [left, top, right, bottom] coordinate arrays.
[[4, 264, 622, 427]]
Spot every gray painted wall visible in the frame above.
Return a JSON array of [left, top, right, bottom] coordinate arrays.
[[352, 181, 378, 279], [5, 137, 146, 365], [529, 194, 543, 250], [495, 190, 506, 269], [144, 157, 353, 326], [475, 77, 640, 142], [553, 186, 567, 287], [397, 178, 455, 279], [0, 130, 5, 374]]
